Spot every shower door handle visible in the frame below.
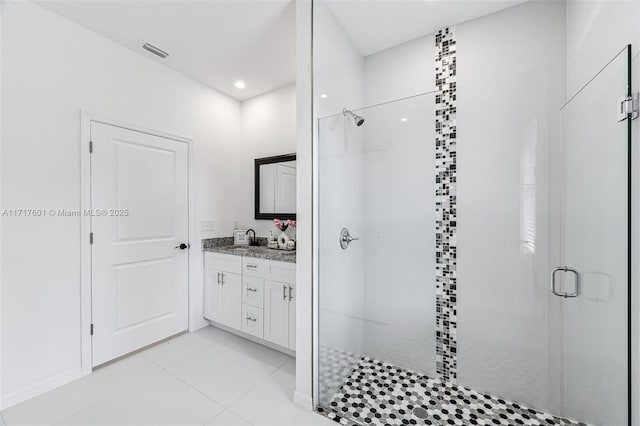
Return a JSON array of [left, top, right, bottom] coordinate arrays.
[[551, 266, 580, 298]]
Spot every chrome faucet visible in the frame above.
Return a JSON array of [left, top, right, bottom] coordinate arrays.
[[246, 229, 258, 246]]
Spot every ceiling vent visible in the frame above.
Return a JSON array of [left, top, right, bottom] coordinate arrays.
[[142, 43, 169, 59]]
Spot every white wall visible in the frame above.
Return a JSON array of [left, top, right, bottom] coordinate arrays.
[[0, 1, 242, 408], [235, 84, 297, 237], [294, 0, 313, 409], [312, 0, 367, 406]]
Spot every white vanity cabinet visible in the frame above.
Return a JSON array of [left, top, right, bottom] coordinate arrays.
[[204, 253, 242, 331], [204, 251, 296, 352], [264, 280, 295, 349]]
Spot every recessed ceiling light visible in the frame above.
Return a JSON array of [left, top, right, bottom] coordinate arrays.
[[320, 94, 328, 99], [235, 80, 246, 89], [401, 117, 408, 122]]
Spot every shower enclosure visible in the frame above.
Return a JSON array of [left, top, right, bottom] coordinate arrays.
[[312, 2, 634, 425]]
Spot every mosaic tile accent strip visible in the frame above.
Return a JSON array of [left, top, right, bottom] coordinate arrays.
[[435, 26, 458, 382], [318, 356, 589, 426], [435, 27, 457, 382]]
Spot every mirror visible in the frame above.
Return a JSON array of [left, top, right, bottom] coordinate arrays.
[[255, 154, 296, 220]]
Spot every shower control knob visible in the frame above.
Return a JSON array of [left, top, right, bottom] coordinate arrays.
[[340, 228, 359, 250]]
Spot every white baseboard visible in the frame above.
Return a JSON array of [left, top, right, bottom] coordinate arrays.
[[293, 390, 313, 410], [208, 321, 296, 357], [0, 367, 82, 410], [189, 319, 209, 333]]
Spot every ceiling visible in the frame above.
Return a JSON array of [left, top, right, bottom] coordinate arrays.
[[36, 0, 297, 101], [35, 0, 528, 100], [326, 0, 529, 56]]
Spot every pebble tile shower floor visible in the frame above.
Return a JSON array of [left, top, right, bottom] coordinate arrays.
[[317, 355, 589, 426]]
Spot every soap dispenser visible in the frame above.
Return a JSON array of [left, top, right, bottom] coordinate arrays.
[[268, 231, 278, 249]]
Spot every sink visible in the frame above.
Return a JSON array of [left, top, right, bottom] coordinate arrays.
[[226, 246, 250, 252], [268, 248, 296, 254]]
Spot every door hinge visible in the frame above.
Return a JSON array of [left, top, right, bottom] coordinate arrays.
[[90, 323, 94, 335], [90, 232, 94, 244], [89, 141, 93, 153], [618, 93, 639, 121]]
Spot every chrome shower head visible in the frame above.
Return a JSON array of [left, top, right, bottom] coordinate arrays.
[[343, 108, 365, 127]]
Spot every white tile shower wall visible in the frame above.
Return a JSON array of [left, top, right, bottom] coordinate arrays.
[[313, 0, 366, 403], [360, 31, 437, 378], [345, 0, 565, 392], [456, 0, 565, 413], [236, 84, 297, 237], [314, 3, 364, 119], [359, 93, 437, 377], [363, 35, 436, 106], [1, 1, 242, 407]]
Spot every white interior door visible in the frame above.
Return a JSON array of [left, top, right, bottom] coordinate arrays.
[[275, 164, 296, 212], [91, 121, 189, 367]]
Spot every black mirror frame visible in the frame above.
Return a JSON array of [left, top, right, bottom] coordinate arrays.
[[254, 153, 297, 220]]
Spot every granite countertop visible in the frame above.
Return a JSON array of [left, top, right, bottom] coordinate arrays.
[[202, 237, 296, 263]]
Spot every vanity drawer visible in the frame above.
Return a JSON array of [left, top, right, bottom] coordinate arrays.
[[264, 260, 296, 284], [243, 275, 264, 308], [242, 257, 265, 277], [205, 252, 242, 274], [242, 304, 264, 339]]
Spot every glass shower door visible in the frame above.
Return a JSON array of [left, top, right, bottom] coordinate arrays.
[[316, 93, 436, 418], [552, 45, 632, 425]]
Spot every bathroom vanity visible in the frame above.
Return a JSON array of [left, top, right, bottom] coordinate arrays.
[[203, 242, 296, 354]]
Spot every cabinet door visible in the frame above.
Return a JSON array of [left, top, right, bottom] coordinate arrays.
[[264, 280, 290, 347], [220, 271, 242, 331], [288, 284, 296, 351], [204, 268, 223, 323]]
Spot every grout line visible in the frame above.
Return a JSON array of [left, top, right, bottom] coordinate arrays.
[[162, 368, 228, 409], [202, 409, 254, 426], [225, 357, 293, 409], [51, 365, 167, 426], [137, 352, 171, 371], [201, 411, 221, 426], [223, 408, 255, 426]]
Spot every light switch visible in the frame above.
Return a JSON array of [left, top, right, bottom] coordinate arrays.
[[200, 220, 215, 232]]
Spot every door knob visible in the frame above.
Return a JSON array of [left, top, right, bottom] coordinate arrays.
[[175, 243, 190, 250]]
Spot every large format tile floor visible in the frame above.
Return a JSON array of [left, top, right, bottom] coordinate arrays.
[[1, 327, 334, 426]]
